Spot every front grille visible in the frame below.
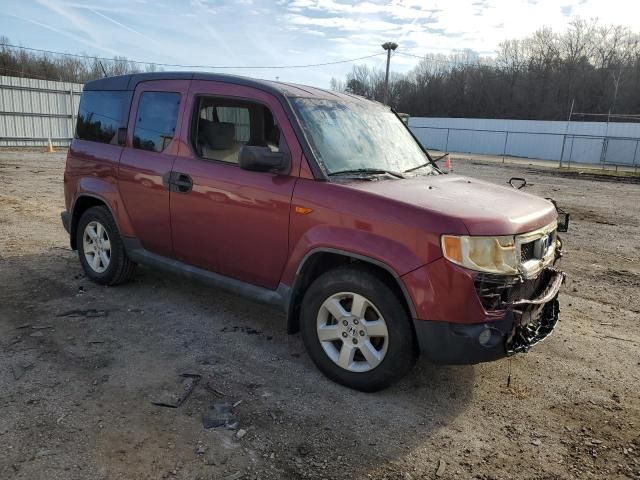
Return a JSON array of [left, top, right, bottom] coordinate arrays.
[[474, 274, 520, 311], [518, 229, 557, 265], [475, 269, 553, 311], [520, 241, 535, 262]]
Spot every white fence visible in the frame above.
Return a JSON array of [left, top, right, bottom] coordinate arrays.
[[0, 75, 83, 147], [409, 117, 640, 168]]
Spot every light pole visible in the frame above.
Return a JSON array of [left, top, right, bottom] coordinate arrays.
[[382, 41, 398, 105]]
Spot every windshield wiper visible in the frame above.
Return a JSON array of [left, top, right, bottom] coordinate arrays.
[[328, 168, 405, 179], [404, 153, 449, 173]]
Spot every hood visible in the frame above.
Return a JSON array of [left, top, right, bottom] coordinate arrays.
[[343, 174, 557, 236]]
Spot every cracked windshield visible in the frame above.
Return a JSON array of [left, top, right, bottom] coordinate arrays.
[[293, 98, 434, 176]]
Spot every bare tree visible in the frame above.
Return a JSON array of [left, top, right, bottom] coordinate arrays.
[[337, 19, 640, 120]]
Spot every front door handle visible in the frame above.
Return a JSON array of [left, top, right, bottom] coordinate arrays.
[[173, 173, 193, 193], [163, 172, 193, 193]]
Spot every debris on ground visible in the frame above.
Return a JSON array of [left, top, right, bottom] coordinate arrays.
[[222, 472, 243, 480], [202, 403, 239, 430], [220, 325, 262, 335], [501, 385, 531, 399], [151, 373, 201, 408], [10, 361, 34, 380], [204, 381, 227, 396], [436, 459, 446, 477]]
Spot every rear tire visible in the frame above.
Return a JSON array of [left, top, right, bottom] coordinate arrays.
[[76, 206, 136, 286], [300, 265, 416, 392]]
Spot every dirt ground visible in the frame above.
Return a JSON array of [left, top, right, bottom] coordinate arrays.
[[1, 151, 639, 480]]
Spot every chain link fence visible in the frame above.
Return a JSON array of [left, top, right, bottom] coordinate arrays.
[[410, 118, 640, 172]]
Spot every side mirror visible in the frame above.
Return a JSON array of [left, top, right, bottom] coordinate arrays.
[[239, 146, 291, 174]]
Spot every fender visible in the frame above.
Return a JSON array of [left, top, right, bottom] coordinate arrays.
[[290, 246, 418, 320], [74, 177, 135, 238], [281, 224, 429, 287]]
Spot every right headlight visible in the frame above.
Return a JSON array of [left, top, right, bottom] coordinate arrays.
[[441, 234, 519, 275]]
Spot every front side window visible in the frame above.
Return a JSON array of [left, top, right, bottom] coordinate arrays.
[[292, 98, 435, 176], [133, 92, 180, 153], [76, 91, 131, 144], [193, 97, 284, 164]]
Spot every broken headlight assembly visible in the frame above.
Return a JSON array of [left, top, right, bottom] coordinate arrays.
[[441, 220, 560, 277], [441, 234, 519, 275]]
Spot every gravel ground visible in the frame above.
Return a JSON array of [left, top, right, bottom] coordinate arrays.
[[0, 151, 639, 480]]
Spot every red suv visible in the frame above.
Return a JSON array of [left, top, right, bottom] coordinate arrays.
[[62, 73, 567, 391]]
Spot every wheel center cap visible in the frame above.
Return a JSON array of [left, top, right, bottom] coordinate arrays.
[[346, 325, 358, 337]]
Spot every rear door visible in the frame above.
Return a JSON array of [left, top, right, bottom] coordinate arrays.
[[170, 81, 302, 289], [118, 80, 190, 257]]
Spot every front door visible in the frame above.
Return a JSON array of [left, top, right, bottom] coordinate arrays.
[[118, 80, 190, 257], [170, 81, 302, 289]]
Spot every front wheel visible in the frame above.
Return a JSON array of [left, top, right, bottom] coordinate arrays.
[[300, 265, 416, 392]]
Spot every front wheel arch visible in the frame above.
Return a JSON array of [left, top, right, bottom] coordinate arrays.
[[286, 249, 417, 334]]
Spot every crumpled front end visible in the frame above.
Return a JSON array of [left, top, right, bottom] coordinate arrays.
[[475, 263, 565, 357], [406, 230, 566, 365]]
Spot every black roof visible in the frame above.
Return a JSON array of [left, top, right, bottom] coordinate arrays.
[[83, 71, 363, 102]]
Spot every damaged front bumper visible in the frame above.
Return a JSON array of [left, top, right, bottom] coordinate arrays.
[[506, 268, 564, 354], [413, 251, 566, 365]]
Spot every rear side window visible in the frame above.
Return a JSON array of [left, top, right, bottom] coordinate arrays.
[[133, 92, 181, 153], [76, 91, 131, 144]]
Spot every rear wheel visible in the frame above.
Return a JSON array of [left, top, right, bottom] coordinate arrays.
[[300, 265, 416, 392], [76, 206, 136, 286]]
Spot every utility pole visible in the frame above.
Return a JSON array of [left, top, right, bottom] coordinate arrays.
[[382, 42, 398, 105]]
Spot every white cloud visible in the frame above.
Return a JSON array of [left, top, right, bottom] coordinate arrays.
[[282, 0, 640, 58], [285, 13, 399, 32]]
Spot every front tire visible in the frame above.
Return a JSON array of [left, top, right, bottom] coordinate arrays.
[[300, 265, 416, 392], [76, 206, 136, 286]]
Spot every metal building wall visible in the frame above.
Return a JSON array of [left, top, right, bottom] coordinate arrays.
[[0, 76, 83, 147], [409, 117, 640, 166]]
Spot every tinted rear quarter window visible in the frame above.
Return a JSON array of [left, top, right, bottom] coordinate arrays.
[[76, 91, 131, 144], [133, 92, 181, 153]]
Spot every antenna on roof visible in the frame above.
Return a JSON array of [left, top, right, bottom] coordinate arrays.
[[98, 61, 108, 78]]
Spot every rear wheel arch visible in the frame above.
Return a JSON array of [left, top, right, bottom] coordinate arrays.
[[286, 248, 417, 334], [70, 195, 117, 250]]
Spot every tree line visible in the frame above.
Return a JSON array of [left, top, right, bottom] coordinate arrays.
[[0, 36, 157, 84], [332, 19, 640, 120], [2, 18, 640, 120]]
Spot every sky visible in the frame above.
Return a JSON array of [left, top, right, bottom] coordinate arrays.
[[1, 0, 640, 88]]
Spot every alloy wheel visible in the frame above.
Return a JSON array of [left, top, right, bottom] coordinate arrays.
[[82, 221, 111, 274], [316, 292, 389, 372]]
